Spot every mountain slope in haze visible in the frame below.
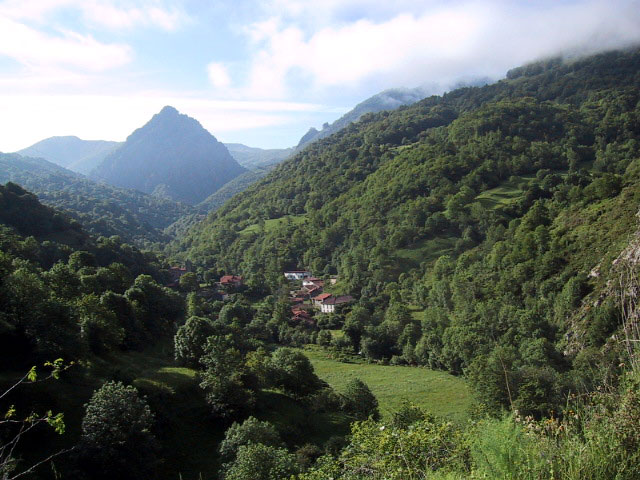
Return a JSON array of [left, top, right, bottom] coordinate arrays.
[[0, 153, 195, 246], [91, 106, 246, 205], [17, 136, 122, 174], [295, 87, 427, 151], [224, 143, 293, 169]]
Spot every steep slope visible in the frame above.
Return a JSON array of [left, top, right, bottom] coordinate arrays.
[[295, 87, 427, 151], [0, 153, 195, 246], [91, 106, 246, 204], [0, 181, 86, 245], [17, 136, 121, 174], [173, 47, 640, 415], [197, 166, 277, 213]]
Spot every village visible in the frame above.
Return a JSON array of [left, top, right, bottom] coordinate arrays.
[[167, 266, 355, 327], [283, 270, 355, 326]]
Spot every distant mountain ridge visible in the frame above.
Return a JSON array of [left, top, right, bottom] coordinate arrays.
[[91, 106, 246, 205], [224, 143, 293, 169], [18, 136, 122, 174], [295, 87, 428, 151]]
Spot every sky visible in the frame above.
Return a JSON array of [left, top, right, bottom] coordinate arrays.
[[0, 0, 639, 152]]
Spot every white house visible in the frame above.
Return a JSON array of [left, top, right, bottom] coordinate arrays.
[[284, 270, 312, 280], [319, 295, 355, 313]]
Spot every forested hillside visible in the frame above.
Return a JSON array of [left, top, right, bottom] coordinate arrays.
[[0, 153, 196, 247], [175, 48, 640, 417]]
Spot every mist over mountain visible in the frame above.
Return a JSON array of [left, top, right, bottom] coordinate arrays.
[[295, 87, 428, 151], [91, 106, 246, 205], [17, 136, 122, 174]]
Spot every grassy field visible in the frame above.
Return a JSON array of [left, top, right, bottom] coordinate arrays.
[[474, 175, 535, 209], [303, 345, 472, 423], [394, 236, 458, 271], [239, 214, 306, 235]]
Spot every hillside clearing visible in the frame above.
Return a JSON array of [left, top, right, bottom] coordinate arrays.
[[302, 346, 472, 423]]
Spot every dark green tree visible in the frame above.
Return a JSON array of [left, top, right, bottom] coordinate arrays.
[[174, 316, 215, 367], [341, 378, 380, 420], [269, 347, 324, 398], [219, 416, 283, 460], [223, 443, 299, 480], [78, 381, 158, 479]]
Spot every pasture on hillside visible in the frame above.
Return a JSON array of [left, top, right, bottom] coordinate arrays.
[[302, 345, 472, 423]]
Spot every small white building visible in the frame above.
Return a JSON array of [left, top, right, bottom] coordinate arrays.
[[319, 295, 355, 313], [284, 270, 312, 280]]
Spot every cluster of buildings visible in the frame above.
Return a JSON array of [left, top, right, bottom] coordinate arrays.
[[284, 270, 354, 315], [168, 266, 355, 324], [166, 266, 245, 302]]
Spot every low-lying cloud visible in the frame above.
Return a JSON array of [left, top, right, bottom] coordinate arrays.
[[236, 0, 640, 98]]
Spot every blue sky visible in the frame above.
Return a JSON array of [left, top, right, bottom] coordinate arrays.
[[0, 0, 639, 151]]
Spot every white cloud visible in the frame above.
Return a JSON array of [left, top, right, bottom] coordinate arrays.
[[239, 0, 640, 98], [207, 62, 232, 89], [0, 0, 188, 31], [0, 16, 132, 71]]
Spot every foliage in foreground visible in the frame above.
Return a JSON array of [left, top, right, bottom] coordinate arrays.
[[300, 374, 640, 480]]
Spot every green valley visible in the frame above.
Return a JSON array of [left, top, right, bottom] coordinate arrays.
[[3, 45, 640, 480]]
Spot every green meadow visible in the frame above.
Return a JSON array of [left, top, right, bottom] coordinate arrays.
[[302, 345, 472, 423], [239, 214, 306, 235]]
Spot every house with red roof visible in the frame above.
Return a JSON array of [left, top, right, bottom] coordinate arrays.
[[320, 295, 355, 314], [166, 266, 188, 288], [312, 292, 333, 308], [220, 275, 243, 288]]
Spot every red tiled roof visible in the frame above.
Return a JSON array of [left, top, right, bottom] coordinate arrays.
[[323, 295, 355, 305], [313, 293, 332, 301], [220, 275, 242, 284]]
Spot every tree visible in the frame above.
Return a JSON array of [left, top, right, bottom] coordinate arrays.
[[75, 293, 124, 354], [78, 381, 158, 479], [342, 306, 369, 351], [219, 417, 283, 460], [223, 443, 299, 480], [341, 378, 380, 420], [269, 347, 324, 398], [174, 316, 215, 367], [124, 274, 184, 337], [199, 336, 256, 418], [178, 272, 199, 292]]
